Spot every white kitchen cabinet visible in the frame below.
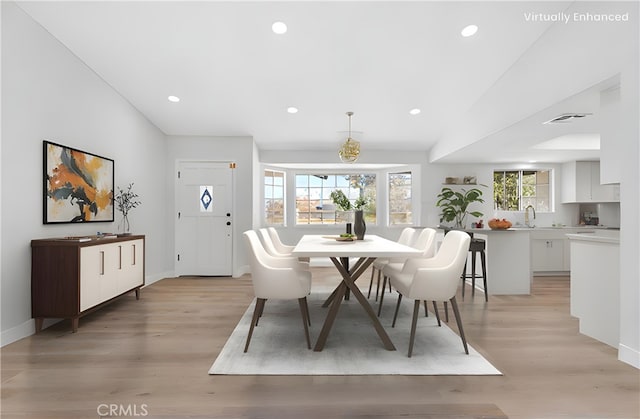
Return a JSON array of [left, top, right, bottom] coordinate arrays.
[[590, 162, 620, 202], [531, 239, 565, 272], [530, 228, 597, 273], [32, 235, 145, 332], [562, 161, 620, 203], [567, 231, 620, 348]]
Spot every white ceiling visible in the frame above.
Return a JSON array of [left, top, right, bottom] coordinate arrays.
[[15, 1, 638, 163]]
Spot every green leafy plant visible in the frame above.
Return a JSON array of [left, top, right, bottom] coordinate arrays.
[[330, 190, 371, 212], [436, 186, 485, 228], [354, 195, 370, 211], [330, 190, 352, 211]]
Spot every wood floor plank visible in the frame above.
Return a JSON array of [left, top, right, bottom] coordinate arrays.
[[1, 270, 638, 418]]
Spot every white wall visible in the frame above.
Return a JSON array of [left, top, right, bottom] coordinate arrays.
[[165, 136, 256, 277], [1, 3, 169, 345], [616, 57, 639, 368]]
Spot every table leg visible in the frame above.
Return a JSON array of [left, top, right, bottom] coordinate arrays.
[[341, 257, 350, 300], [324, 257, 396, 351], [322, 256, 369, 307], [314, 282, 348, 351]]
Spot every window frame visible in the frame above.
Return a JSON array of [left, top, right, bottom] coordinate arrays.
[[388, 171, 414, 226], [293, 172, 378, 226], [493, 168, 553, 212], [264, 169, 286, 226], [260, 164, 420, 229]]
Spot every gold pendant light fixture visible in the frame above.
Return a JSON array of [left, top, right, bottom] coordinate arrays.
[[338, 111, 360, 163]]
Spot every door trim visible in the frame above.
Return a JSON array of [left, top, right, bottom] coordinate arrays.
[[174, 159, 236, 276]]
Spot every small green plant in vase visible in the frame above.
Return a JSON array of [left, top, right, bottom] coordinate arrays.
[[329, 189, 352, 211], [436, 185, 485, 229], [114, 183, 141, 235]]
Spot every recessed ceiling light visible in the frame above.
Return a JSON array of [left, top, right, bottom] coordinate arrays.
[[409, 108, 421, 115], [167, 95, 180, 103], [461, 24, 478, 37], [272, 21, 287, 34], [287, 107, 298, 114]]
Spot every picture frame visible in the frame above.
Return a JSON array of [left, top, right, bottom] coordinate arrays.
[[43, 140, 114, 224]]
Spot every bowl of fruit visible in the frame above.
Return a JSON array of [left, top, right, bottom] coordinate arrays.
[[323, 233, 357, 242], [336, 233, 357, 241], [488, 218, 512, 230]]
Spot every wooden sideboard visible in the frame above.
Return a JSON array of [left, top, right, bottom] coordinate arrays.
[[31, 235, 145, 332]]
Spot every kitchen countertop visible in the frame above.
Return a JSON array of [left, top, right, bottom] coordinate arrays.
[[435, 226, 527, 233], [434, 226, 618, 233], [566, 230, 620, 244]]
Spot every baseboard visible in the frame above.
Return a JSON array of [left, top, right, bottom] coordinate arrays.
[[143, 270, 174, 287], [234, 265, 250, 278], [0, 318, 56, 347], [618, 343, 640, 369], [532, 271, 570, 277]]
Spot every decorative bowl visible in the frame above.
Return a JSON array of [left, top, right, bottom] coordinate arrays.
[[488, 218, 512, 230]]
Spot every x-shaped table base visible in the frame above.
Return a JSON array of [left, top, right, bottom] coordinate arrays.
[[313, 256, 396, 352]]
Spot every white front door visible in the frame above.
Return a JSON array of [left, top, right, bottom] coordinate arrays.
[[175, 161, 234, 276]]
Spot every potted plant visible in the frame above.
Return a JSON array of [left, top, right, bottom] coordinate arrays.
[[330, 190, 372, 239], [114, 183, 142, 235], [436, 186, 485, 229]]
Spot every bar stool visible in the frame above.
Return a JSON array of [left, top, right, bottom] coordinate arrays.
[[461, 238, 488, 301]]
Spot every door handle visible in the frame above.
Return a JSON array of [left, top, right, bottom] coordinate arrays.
[[226, 221, 231, 226], [226, 213, 231, 217]]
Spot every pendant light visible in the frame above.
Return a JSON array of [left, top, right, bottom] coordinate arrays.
[[338, 111, 360, 163]]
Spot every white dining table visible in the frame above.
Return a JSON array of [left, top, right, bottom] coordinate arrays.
[[292, 234, 423, 351]]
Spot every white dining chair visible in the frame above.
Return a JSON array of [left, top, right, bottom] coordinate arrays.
[[367, 227, 416, 301], [242, 230, 312, 352], [386, 230, 471, 357], [377, 227, 437, 316], [267, 227, 295, 254], [267, 227, 310, 263], [258, 228, 289, 257]]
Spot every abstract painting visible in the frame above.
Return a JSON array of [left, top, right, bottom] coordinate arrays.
[[43, 140, 114, 223]]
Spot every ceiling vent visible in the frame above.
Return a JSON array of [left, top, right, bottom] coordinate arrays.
[[543, 113, 592, 124]]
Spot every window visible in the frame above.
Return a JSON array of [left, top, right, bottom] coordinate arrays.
[[494, 169, 551, 212], [295, 174, 376, 225], [389, 172, 412, 225], [264, 170, 285, 225]]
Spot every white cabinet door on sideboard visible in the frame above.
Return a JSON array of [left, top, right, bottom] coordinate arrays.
[[119, 240, 145, 291], [80, 239, 144, 311]]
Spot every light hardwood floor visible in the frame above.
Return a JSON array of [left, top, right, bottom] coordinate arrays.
[[1, 268, 639, 419]]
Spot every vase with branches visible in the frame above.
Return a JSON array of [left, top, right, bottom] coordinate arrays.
[[330, 190, 371, 239], [114, 183, 141, 235]]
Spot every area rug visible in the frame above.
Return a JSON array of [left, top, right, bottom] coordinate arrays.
[[209, 285, 502, 375]]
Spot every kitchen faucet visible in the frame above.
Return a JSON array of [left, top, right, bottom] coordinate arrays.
[[524, 205, 536, 227]]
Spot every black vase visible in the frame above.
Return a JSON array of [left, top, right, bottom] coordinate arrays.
[[354, 210, 366, 240]]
